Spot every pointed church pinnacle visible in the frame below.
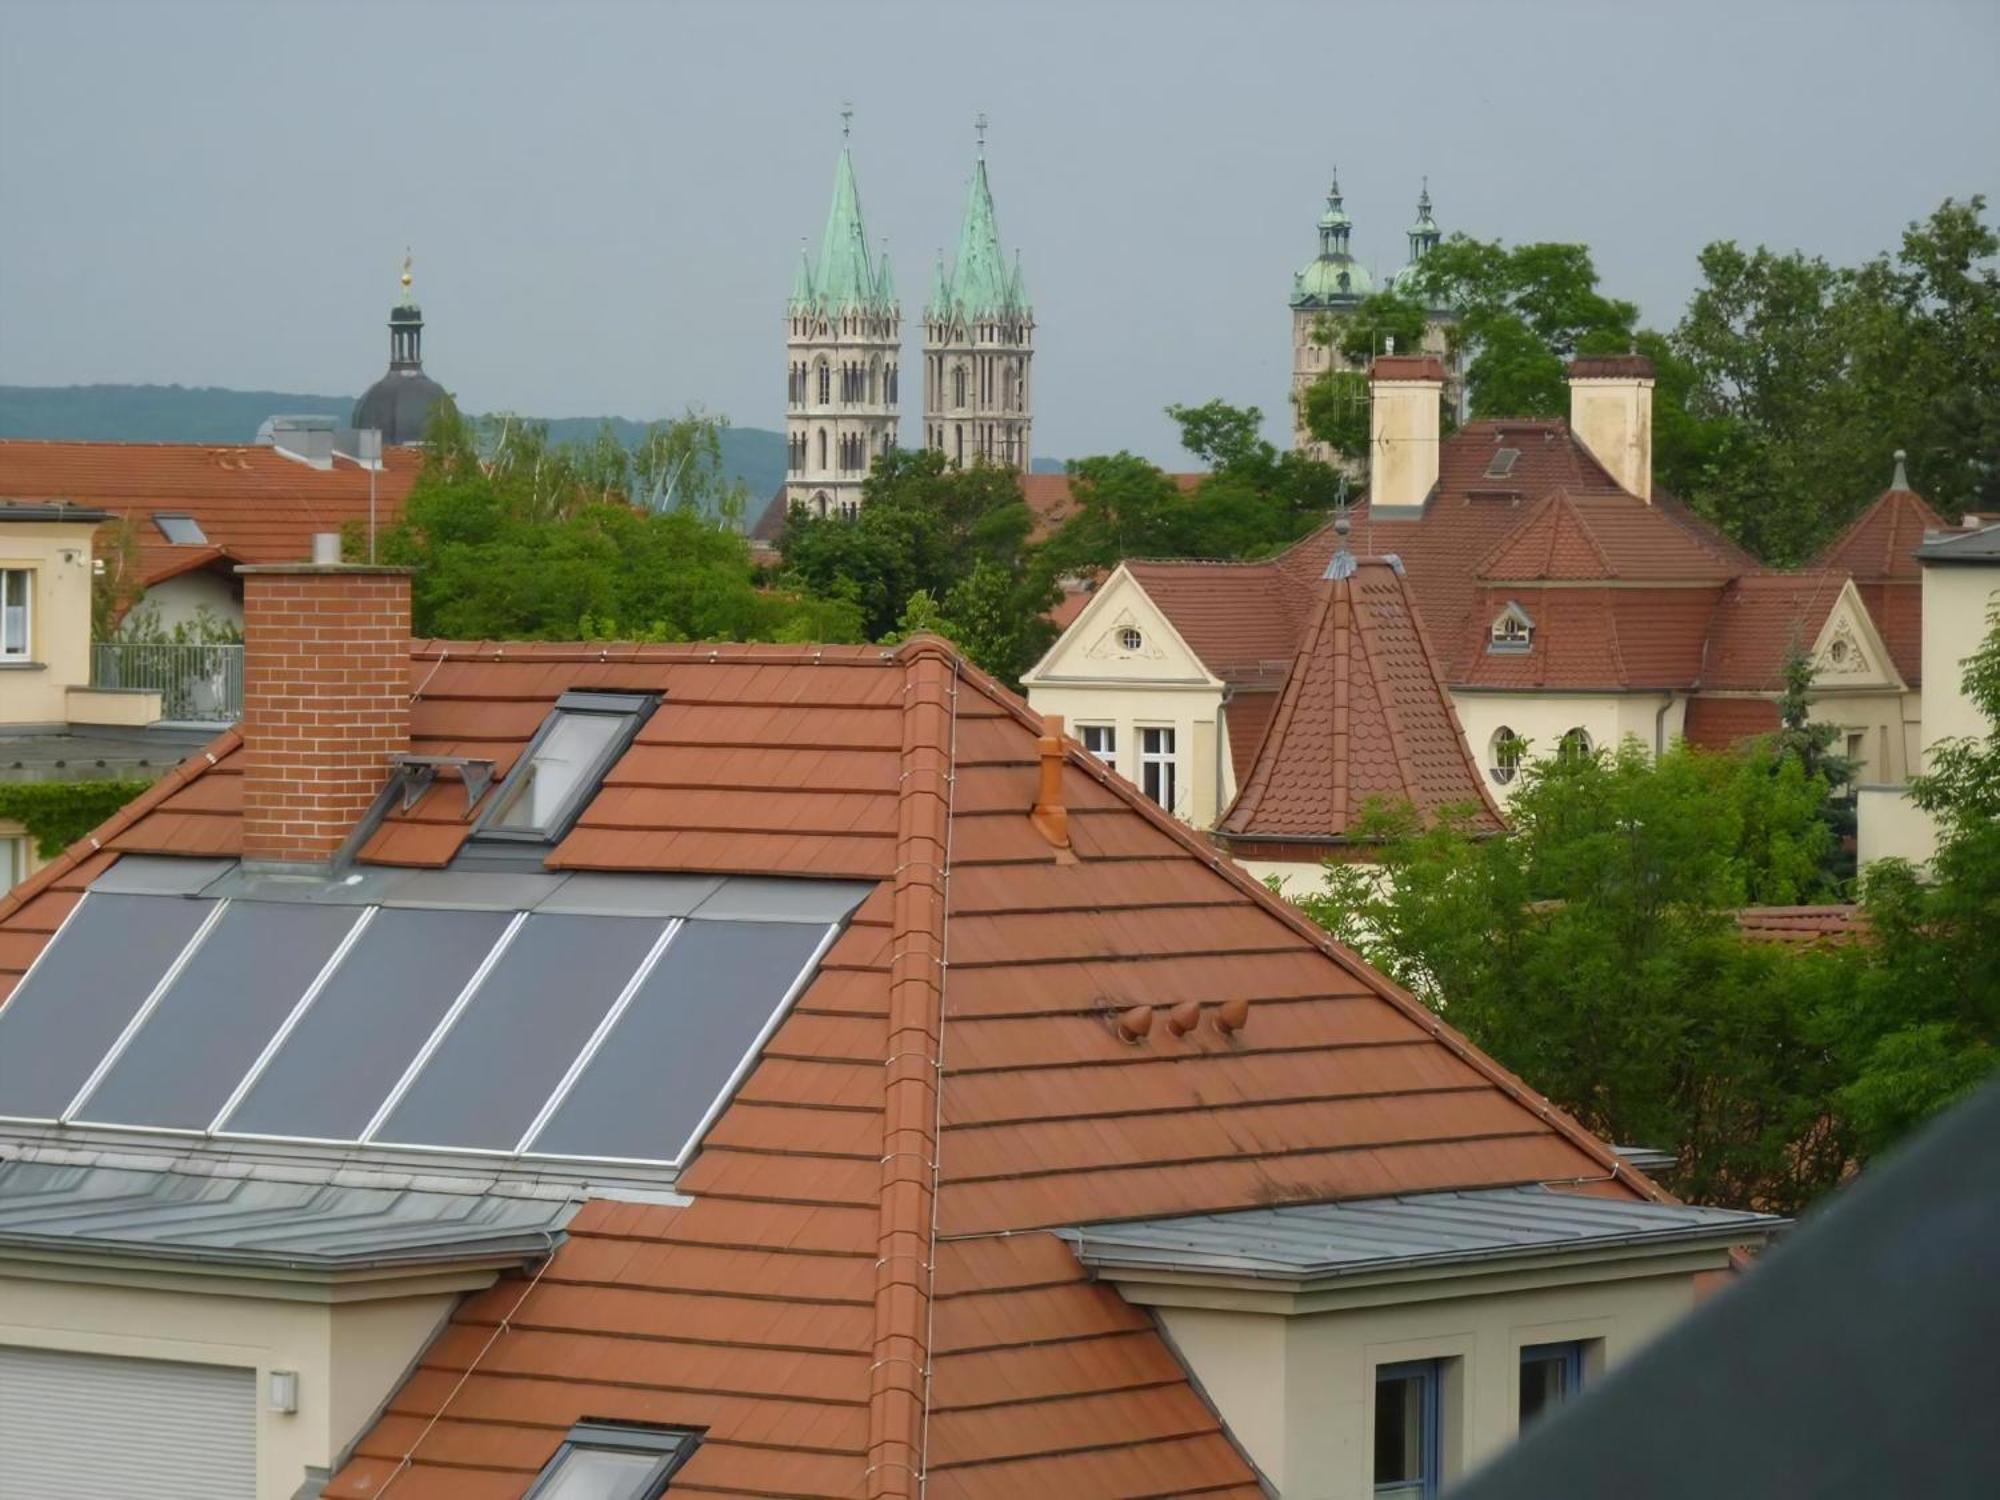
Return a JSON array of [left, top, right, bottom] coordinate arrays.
[[975, 111, 988, 157]]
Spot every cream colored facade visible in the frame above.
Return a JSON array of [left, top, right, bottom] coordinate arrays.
[[0, 1253, 494, 1499], [1115, 1239, 1736, 1498], [0, 514, 100, 727], [1022, 568, 1234, 827], [138, 566, 243, 635], [1856, 532, 1999, 868], [1568, 374, 1655, 501]]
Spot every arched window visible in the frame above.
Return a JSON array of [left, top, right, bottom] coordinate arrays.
[[869, 361, 880, 405], [953, 366, 966, 407], [1488, 727, 1523, 785], [954, 424, 964, 465], [1489, 602, 1535, 653], [816, 363, 830, 405], [1558, 727, 1594, 764], [817, 429, 827, 471]]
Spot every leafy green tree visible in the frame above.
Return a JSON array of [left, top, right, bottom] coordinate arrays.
[[1760, 653, 1858, 893], [780, 449, 1056, 681], [370, 408, 858, 643], [1294, 740, 1861, 1210], [1672, 197, 1999, 561], [1844, 602, 2000, 1152]]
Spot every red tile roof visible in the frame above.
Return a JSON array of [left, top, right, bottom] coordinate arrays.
[[1682, 695, 1782, 748], [1020, 470, 1202, 541], [0, 440, 421, 588], [1701, 573, 1847, 692], [0, 634, 1662, 1499], [1218, 556, 1504, 848], [1813, 487, 1944, 581], [1734, 905, 1865, 945]]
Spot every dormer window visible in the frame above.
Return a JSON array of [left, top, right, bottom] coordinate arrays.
[[154, 514, 208, 545], [525, 1422, 700, 1499], [1488, 602, 1534, 654], [476, 691, 657, 843]]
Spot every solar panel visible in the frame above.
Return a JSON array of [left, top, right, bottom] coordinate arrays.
[[73, 902, 363, 1131], [526, 918, 833, 1163], [0, 894, 216, 1121], [221, 906, 515, 1142], [370, 913, 667, 1153], [0, 874, 857, 1175]]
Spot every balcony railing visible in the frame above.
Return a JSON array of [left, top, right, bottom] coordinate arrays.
[[91, 643, 243, 723]]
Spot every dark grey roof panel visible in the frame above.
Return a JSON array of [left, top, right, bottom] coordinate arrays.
[[1071, 1186, 1783, 1280], [687, 876, 874, 923], [528, 918, 833, 1163], [0, 893, 216, 1121], [75, 902, 363, 1131], [1917, 522, 2000, 562], [87, 856, 236, 896], [223, 906, 515, 1142], [0, 1160, 573, 1270], [534, 872, 725, 918]]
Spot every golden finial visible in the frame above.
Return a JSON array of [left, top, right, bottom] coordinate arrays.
[[400, 249, 414, 300]]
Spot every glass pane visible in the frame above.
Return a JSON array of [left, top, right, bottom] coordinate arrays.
[[2, 570, 26, 655], [539, 1448, 659, 1500], [0, 893, 215, 1120], [1520, 1343, 1579, 1428], [77, 902, 363, 1130], [1375, 1371, 1425, 1484], [529, 919, 829, 1162], [223, 907, 513, 1140], [374, 914, 663, 1151], [488, 713, 627, 834]]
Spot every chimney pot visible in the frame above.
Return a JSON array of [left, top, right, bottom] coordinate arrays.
[[311, 532, 342, 565], [1030, 712, 1070, 850]]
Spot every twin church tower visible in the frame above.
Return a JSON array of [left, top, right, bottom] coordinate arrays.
[[785, 112, 1032, 518]]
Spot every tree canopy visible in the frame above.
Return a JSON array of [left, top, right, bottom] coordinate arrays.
[[369, 407, 859, 644]]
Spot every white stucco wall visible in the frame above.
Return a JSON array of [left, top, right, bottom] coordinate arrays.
[[137, 569, 242, 636], [1449, 692, 1678, 802], [0, 519, 100, 726], [0, 1265, 478, 1499], [1918, 561, 2000, 761], [1145, 1255, 1719, 1498]]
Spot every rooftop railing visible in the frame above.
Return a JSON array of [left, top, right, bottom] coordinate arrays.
[[91, 642, 243, 723]]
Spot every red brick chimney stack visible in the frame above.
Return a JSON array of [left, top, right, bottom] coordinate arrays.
[[235, 538, 412, 866]]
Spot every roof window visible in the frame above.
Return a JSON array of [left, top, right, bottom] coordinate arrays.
[[1488, 602, 1535, 653], [525, 1422, 700, 1499], [153, 514, 207, 545], [1485, 448, 1521, 479], [476, 691, 656, 843]]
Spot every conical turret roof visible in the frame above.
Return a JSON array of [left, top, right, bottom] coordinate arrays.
[[1218, 548, 1505, 847], [799, 127, 895, 318]]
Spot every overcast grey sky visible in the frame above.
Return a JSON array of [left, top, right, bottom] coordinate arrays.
[[2, 0, 1994, 463]]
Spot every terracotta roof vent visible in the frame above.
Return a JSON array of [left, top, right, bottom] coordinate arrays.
[[1214, 997, 1251, 1035], [1030, 712, 1072, 852], [1115, 1004, 1154, 1044], [1165, 1000, 1201, 1037]]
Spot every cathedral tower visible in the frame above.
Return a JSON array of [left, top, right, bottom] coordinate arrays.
[[924, 117, 1033, 472], [786, 111, 900, 518]]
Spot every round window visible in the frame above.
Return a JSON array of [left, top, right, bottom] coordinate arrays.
[[1119, 627, 1144, 652], [1489, 726, 1523, 785]]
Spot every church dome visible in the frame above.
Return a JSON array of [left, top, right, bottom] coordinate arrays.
[[351, 258, 448, 447], [1292, 253, 1372, 307]]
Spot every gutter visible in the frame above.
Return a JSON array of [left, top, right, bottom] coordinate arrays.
[[1655, 691, 1677, 757]]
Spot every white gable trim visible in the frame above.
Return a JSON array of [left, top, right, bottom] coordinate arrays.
[[1810, 578, 1906, 692], [1023, 565, 1225, 690]]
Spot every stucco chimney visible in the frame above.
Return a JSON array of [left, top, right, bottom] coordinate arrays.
[[1567, 353, 1655, 501], [1369, 354, 1446, 517], [235, 543, 412, 867]]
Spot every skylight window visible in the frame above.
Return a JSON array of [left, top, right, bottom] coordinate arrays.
[[1484, 448, 1521, 479], [153, 514, 207, 545], [477, 691, 656, 842], [525, 1423, 700, 1500]]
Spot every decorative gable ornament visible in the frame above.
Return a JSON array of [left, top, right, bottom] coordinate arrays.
[[1818, 617, 1869, 676], [1085, 609, 1165, 661]]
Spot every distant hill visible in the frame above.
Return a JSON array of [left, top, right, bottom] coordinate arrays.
[[0, 384, 789, 502]]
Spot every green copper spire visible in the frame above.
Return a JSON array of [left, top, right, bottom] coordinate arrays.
[[875, 242, 896, 305], [930, 249, 950, 312], [814, 140, 881, 312], [932, 117, 1027, 322], [790, 240, 815, 309]]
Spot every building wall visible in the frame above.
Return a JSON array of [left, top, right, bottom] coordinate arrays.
[[0, 521, 99, 726], [137, 569, 242, 635], [784, 310, 900, 517], [1450, 691, 1681, 802], [1855, 785, 1936, 870], [1291, 309, 1453, 463], [923, 319, 1033, 472], [0, 1268, 470, 1500], [1919, 563, 2000, 761], [1150, 1258, 1714, 1498]]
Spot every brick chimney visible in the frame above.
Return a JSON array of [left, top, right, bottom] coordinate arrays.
[[235, 538, 412, 867], [1567, 353, 1655, 501], [1369, 353, 1446, 517]]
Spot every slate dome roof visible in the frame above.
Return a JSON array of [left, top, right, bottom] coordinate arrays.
[[352, 367, 447, 448]]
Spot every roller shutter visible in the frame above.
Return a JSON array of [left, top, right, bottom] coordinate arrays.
[[0, 1345, 256, 1498]]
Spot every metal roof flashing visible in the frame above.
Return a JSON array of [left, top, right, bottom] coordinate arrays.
[[1064, 1186, 1783, 1304]]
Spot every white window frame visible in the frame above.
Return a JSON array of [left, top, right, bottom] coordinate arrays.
[[1488, 601, 1534, 654], [1558, 726, 1594, 764], [1, 568, 32, 660], [1078, 723, 1118, 771], [1138, 725, 1177, 813], [1488, 726, 1523, 785], [1119, 626, 1145, 652]]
